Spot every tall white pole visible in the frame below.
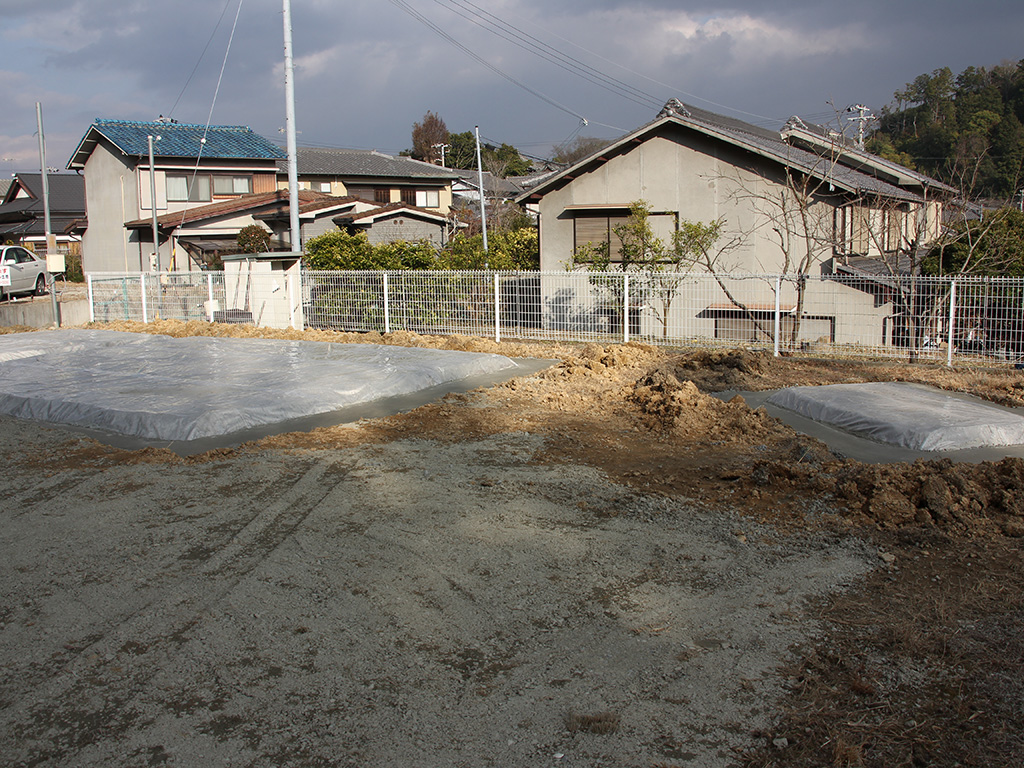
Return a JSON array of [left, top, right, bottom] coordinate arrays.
[[148, 134, 160, 271], [36, 102, 60, 326], [36, 103, 52, 247], [283, 0, 301, 252], [474, 126, 488, 254]]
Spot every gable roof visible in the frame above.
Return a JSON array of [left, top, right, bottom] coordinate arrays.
[[281, 147, 458, 181], [452, 169, 525, 197], [518, 99, 927, 206], [0, 174, 86, 239], [68, 119, 286, 169], [333, 201, 450, 225], [2, 173, 85, 211], [124, 189, 333, 230], [780, 117, 957, 196]]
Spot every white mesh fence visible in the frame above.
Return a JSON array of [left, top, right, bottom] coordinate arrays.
[[88, 272, 227, 324], [87, 270, 1024, 365]]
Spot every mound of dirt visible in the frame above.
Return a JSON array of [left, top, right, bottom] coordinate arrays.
[[832, 458, 1024, 537], [628, 366, 786, 443], [748, 453, 1024, 538]]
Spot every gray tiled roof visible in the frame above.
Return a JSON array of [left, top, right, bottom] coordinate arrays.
[[521, 99, 930, 205], [282, 148, 459, 180], [835, 254, 917, 277], [664, 102, 921, 202], [781, 117, 957, 196], [4, 173, 85, 212]]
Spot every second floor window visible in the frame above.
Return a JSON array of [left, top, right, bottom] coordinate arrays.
[[213, 175, 253, 195], [415, 189, 440, 208], [167, 174, 211, 202]]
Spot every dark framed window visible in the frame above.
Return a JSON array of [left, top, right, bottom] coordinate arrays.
[[212, 175, 253, 195], [167, 174, 211, 202], [572, 213, 629, 261]]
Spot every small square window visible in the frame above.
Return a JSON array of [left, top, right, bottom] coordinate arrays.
[[415, 189, 440, 208]]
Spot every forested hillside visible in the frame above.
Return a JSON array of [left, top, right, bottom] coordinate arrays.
[[867, 60, 1024, 200]]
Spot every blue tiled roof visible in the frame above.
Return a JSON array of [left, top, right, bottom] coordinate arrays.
[[69, 119, 286, 167]]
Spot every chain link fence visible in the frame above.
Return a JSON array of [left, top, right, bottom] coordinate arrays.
[[87, 269, 1024, 365]]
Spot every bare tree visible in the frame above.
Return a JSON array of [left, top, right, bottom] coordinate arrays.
[[551, 136, 612, 165], [572, 201, 742, 338], [411, 112, 449, 164]]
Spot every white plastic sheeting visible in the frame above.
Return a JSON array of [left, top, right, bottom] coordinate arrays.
[[0, 330, 519, 443], [767, 382, 1024, 452]]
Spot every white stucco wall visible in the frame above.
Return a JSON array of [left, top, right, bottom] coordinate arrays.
[[536, 132, 834, 275], [531, 127, 902, 344], [81, 145, 137, 273]]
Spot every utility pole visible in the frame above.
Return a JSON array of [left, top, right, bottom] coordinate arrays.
[[432, 142, 449, 167], [846, 104, 876, 150], [282, 0, 301, 253], [147, 134, 161, 271], [474, 126, 488, 254], [36, 102, 60, 326]]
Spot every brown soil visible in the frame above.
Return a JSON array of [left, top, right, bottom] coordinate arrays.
[[43, 321, 1024, 765]]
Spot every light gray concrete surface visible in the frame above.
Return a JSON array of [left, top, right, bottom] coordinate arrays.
[[717, 389, 1024, 464], [0, 417, 877, 768], [0, 295, 90, 329]]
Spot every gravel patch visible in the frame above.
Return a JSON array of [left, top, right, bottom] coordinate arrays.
[[0, 420, 875, 767]]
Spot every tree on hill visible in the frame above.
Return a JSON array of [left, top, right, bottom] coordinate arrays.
[[869, 60, 1024, 198], [924, 207, 1024, 277]]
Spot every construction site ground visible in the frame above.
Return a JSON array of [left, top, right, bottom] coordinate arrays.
[[1, 320, 1022, 767]]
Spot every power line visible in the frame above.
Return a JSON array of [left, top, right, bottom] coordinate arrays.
[[432, 0, 663, 112], [480, 3, 790, 126], [385, 0, 589, 124], [169, 0, 238, 117]]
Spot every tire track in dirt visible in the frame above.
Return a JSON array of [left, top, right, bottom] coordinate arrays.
[[3, 458, 349, 766]]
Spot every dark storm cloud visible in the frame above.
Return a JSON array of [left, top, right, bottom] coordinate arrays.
[[2, 0, 1022, 169]]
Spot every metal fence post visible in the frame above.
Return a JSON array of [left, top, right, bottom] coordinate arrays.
[[288, 271, 297, 330], [140, 273, 148, 324], [623, 274, 630, 343], [947, 278, 957, 367], [774, 275, 782, 357], [494, 272, 501, 343], [383, 272, 391, 334], [87, 274, 95, 323], [207, 273, 215, 322]]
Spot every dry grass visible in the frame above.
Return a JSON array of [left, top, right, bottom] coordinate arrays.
[[740, 533, 1024, 768], [565, 711, 621, 735]]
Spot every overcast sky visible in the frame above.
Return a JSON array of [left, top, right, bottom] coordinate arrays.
[[3, 0, 1023, 175]]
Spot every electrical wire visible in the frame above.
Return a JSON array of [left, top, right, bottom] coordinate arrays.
[[169, 0, 238, 118], [466, 1, 793, 127], [385, 0, 589, 124], [177, 0, 245, 241], [432, 0, 664, 112]]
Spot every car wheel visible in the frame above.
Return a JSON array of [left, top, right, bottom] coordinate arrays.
[[33, 275, 47, 296]]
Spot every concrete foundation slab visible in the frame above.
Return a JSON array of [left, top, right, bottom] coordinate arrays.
[[716, 383, 1024, 464], [0, 330, 545, 454]]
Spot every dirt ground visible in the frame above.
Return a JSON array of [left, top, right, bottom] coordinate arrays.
[[1, 320, 1022, 767]]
